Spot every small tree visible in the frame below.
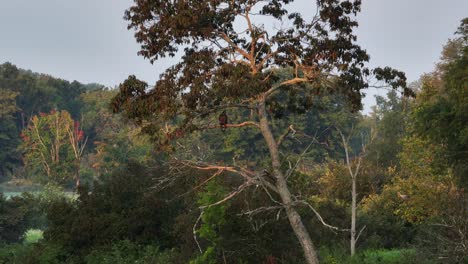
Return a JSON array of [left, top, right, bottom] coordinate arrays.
[[191, 179, 228, 264], [337, 125, 374, 256], [20, 110, 86, 187], [113, 1, 412, 263]]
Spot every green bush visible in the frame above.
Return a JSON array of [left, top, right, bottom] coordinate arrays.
[[0, 243, 34, 264], [0, 241, 67, 264], [320, 247, 419, 264], [360, 249, 416, 264], [0, 193, 36, 243], [43, 162, 178, 258], [84, 240, 177, 264]]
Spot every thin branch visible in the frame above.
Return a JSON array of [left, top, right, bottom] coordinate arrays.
[[199, 180, 252, 209], [355, 225, 367, 243], [277, 125, 296, 147], [200, 121, 260, 130], [238, 205, 283, 217], [193, 210, 204, 253], [166, 169, 225, 201], [218, 31, 252, 65], [263, 77, 309, 99], [241, 4, 257, 71], [285, 142, 314, 181], [256, 175, 282, 204], [257, 51, 278, 71], [294, 200, 349, 233], [338, 128, 356, 178]]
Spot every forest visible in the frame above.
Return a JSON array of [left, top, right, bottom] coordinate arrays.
[[0, 1, 467, 264]]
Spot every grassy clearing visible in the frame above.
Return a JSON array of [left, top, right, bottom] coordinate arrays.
[[23, 229, 43, 244]]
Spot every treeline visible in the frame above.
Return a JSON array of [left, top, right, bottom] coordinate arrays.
[[0, 63, 105, 180], [0, 63, 151, 188], [0, 21, 467, 263]]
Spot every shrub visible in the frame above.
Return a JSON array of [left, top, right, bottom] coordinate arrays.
[[84, 240, 177, 264], [43, 162, 177, 258], [0, 193, 36, 243], [320, 247, 419, 264]]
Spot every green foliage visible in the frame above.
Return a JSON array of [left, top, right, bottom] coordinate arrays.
[[0, 243, 35, 264], [113, 0, 409, 147], [0, 62, 87, 179], [0, 9, 465, 264], [320, 247, 419, 264], [191, 179, 228, 264], [0, 62, 84, 119], [0, 244, 62, 264], [80, 89, 154, 178], [0, 193, 36, 244], [368, 90, 410, 169], [43, 162, 176, 258], [190, 246, 217, 264], [0, 88, 20, 178], [411, 19, 468, 185], [84, 240, 177, 264]]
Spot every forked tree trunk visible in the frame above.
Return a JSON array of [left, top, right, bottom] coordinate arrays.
[[258, 101, 320, 264]]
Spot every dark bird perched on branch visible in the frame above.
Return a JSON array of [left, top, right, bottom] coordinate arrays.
[[219, 111, 228, 132]]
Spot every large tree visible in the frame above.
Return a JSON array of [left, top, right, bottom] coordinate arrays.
[[411, 18, 467, 186], [112, 1, 411, 263], [20, 110, 86, 187]]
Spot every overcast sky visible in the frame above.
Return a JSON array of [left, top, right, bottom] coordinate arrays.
[[0, 0, 466, 112]]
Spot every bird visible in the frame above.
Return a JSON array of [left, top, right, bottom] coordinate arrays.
[[218, 111, 228, 132]]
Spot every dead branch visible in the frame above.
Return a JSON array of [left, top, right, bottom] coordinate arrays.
[[263, 77, 309, 99], [294, 200, 349, 233], [277, 125, 296, 147], [179, 160, 279, 194], [200, 180, 253, 209], [355, 225, 367, 244], [200, 121, 260, 130], [193, 210, 204, 253], [285, 142, 314, 181], [238, 205, 283, 217]]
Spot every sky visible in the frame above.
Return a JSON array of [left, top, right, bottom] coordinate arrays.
[[0, 0, 466, 112]]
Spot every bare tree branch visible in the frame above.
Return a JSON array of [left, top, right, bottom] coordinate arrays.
[[294, 200, 349, 233], [177, 160, 279, 195], [200, 121, 260, 130], [263, 77, 309, 99], [277, 125, 296, 147], [193, 210, 204, 253], [200, 180, 253, 209], [238, 205, 283, 217], [355, 225, 367, 244]]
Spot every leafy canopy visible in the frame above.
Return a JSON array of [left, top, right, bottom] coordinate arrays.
[[112, 0, 411, 144]]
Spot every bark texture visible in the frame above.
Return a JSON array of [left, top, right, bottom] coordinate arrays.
[[258, 101, 320, 264]]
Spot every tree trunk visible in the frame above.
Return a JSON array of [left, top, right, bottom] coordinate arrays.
[[75, 160, 81, 190], [350, 176, 356, 256], [258, 101, 320, 264]]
